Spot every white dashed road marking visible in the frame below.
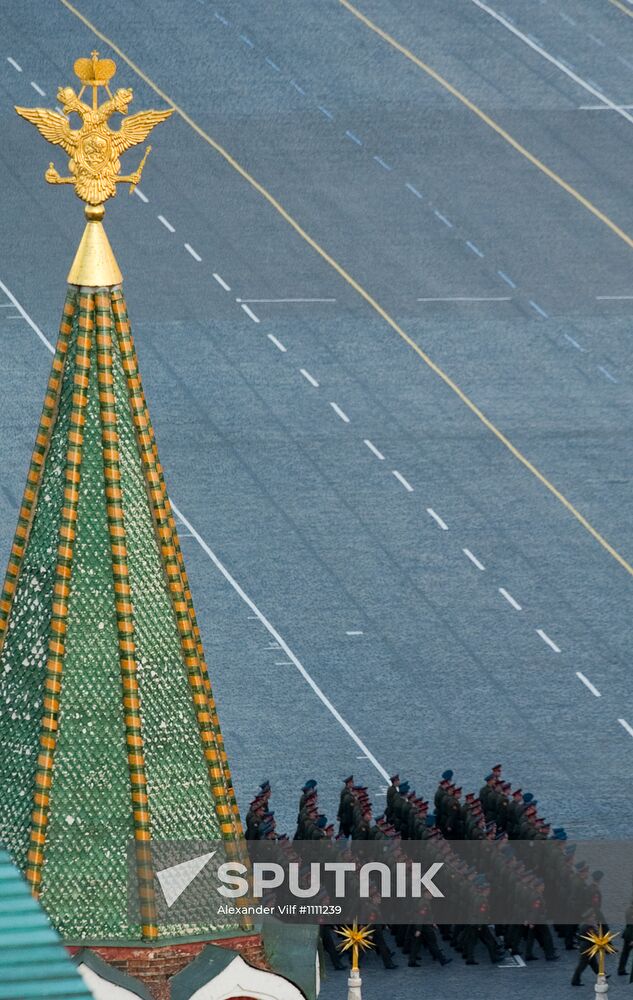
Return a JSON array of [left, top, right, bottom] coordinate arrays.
[[241, 303, 260, 323], [7, 57, 22, 72], [184, 243, 201, 261], [427, 508, 448, 530], [463, 548, 485, 571], [267, 334, 287, 352], [499, 587, 522, 611], [300, 368, 319, 387], [576, 672, 601, 698], [364, 439, 385, 460], [393, 471, 414, 492], [536, 629, 560, 653], [158, 214, 175, 232], [213, 272, 231, 291], [330, 402, 350, 423]]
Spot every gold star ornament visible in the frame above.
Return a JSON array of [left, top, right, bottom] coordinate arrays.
[[335, 921, 375, 972], [581, 925, 619, 976]]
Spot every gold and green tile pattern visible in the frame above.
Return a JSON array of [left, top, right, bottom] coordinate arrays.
[[0, 287, 244, 942]]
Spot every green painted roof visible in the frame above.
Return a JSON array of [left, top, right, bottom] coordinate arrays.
[[0, 287, 243, 944], [0, 847, 94, 999]]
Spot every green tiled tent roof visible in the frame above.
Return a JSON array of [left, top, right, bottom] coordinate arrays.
[[0, 846, 94, 999], [0, 287, 244, 944]]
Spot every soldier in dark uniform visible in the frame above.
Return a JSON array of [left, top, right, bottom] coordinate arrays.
[[245, 796, 265, 840], [571, 912, 599, 986], [337, 775, 355, 837], [617, 895, 633, 976], [386, 773, 400, 824], [320, 925, 345, 970]]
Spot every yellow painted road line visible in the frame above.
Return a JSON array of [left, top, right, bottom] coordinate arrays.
[[58, 0, 633, 580], [607, 0, 633, 19], [337, 0, 633, 252]]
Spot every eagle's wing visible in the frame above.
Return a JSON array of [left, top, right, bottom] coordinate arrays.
[[111, 109, 173, 154], [14, 107, 77, 155]]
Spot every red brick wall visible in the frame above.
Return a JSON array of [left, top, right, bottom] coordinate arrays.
[[68, 934, 266, 1000]]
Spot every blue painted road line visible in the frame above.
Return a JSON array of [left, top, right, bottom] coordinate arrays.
[[405, 182, 422, 198], [318, 105, 334, 119], [214, 11, 228, 24], [265, 57, 280, 71], [564, 334, 584, 351], [434, 210, 453, 228], [373, 155, 392, 171], [598, 366, 618, 383], [345, 130, 363, 145], [465, 240, 484, 257], [498, 270, 517, 288], [529, 300, 549, 319], [240, 33, 254, 47], [291, 80, 306, 94]]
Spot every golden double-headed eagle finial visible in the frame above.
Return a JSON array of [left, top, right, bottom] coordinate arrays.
[[15, 51, 173, 206]]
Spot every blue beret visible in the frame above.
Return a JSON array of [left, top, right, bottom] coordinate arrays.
[[302, 779, 317, 791], [485, 773, 494, 781], [442, 770, 454, 781], [399, 782, 410, 794], [316, 815, 327, 829], [592, 870, 604, 882], [523, 793, 533, 803], [425, 813, 436, 827]]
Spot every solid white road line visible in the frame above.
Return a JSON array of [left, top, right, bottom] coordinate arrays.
[[364, 439, 385, 460], [499, 587, 522, 610], [427, 508, 448, 530], [469, 0, 633, 126], [169, 502, 390, 780], [158, 214, 175, 233], [618, 718, 633, 738], [184, 243, 202, 262], [581, 104, 633, 110], [417, 296, 511, 302], [267, 334, 287, 352], [7, 57, 22, 72], [241, 303, 260, 323], [213, 272, 231, 291], [463, 548, 485, 570], [330, 401, 350, 423], [393, 470, 414, 492], [536, 628, 560, 652], [300, 368, 319, 387], [237, 298, 337, 303], [30, 81, 45, 96], [0, 279, 53, 353], [576, 672, 601, 697], [134, 187, 148, 202]]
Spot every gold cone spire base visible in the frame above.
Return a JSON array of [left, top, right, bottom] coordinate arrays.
[[67, 204, 122, 286]]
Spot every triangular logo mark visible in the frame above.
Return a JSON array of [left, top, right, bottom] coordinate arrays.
[[156, 851, 216, 908]]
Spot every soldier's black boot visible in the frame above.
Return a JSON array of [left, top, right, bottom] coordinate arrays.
[[408, 933, 422, 968]]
